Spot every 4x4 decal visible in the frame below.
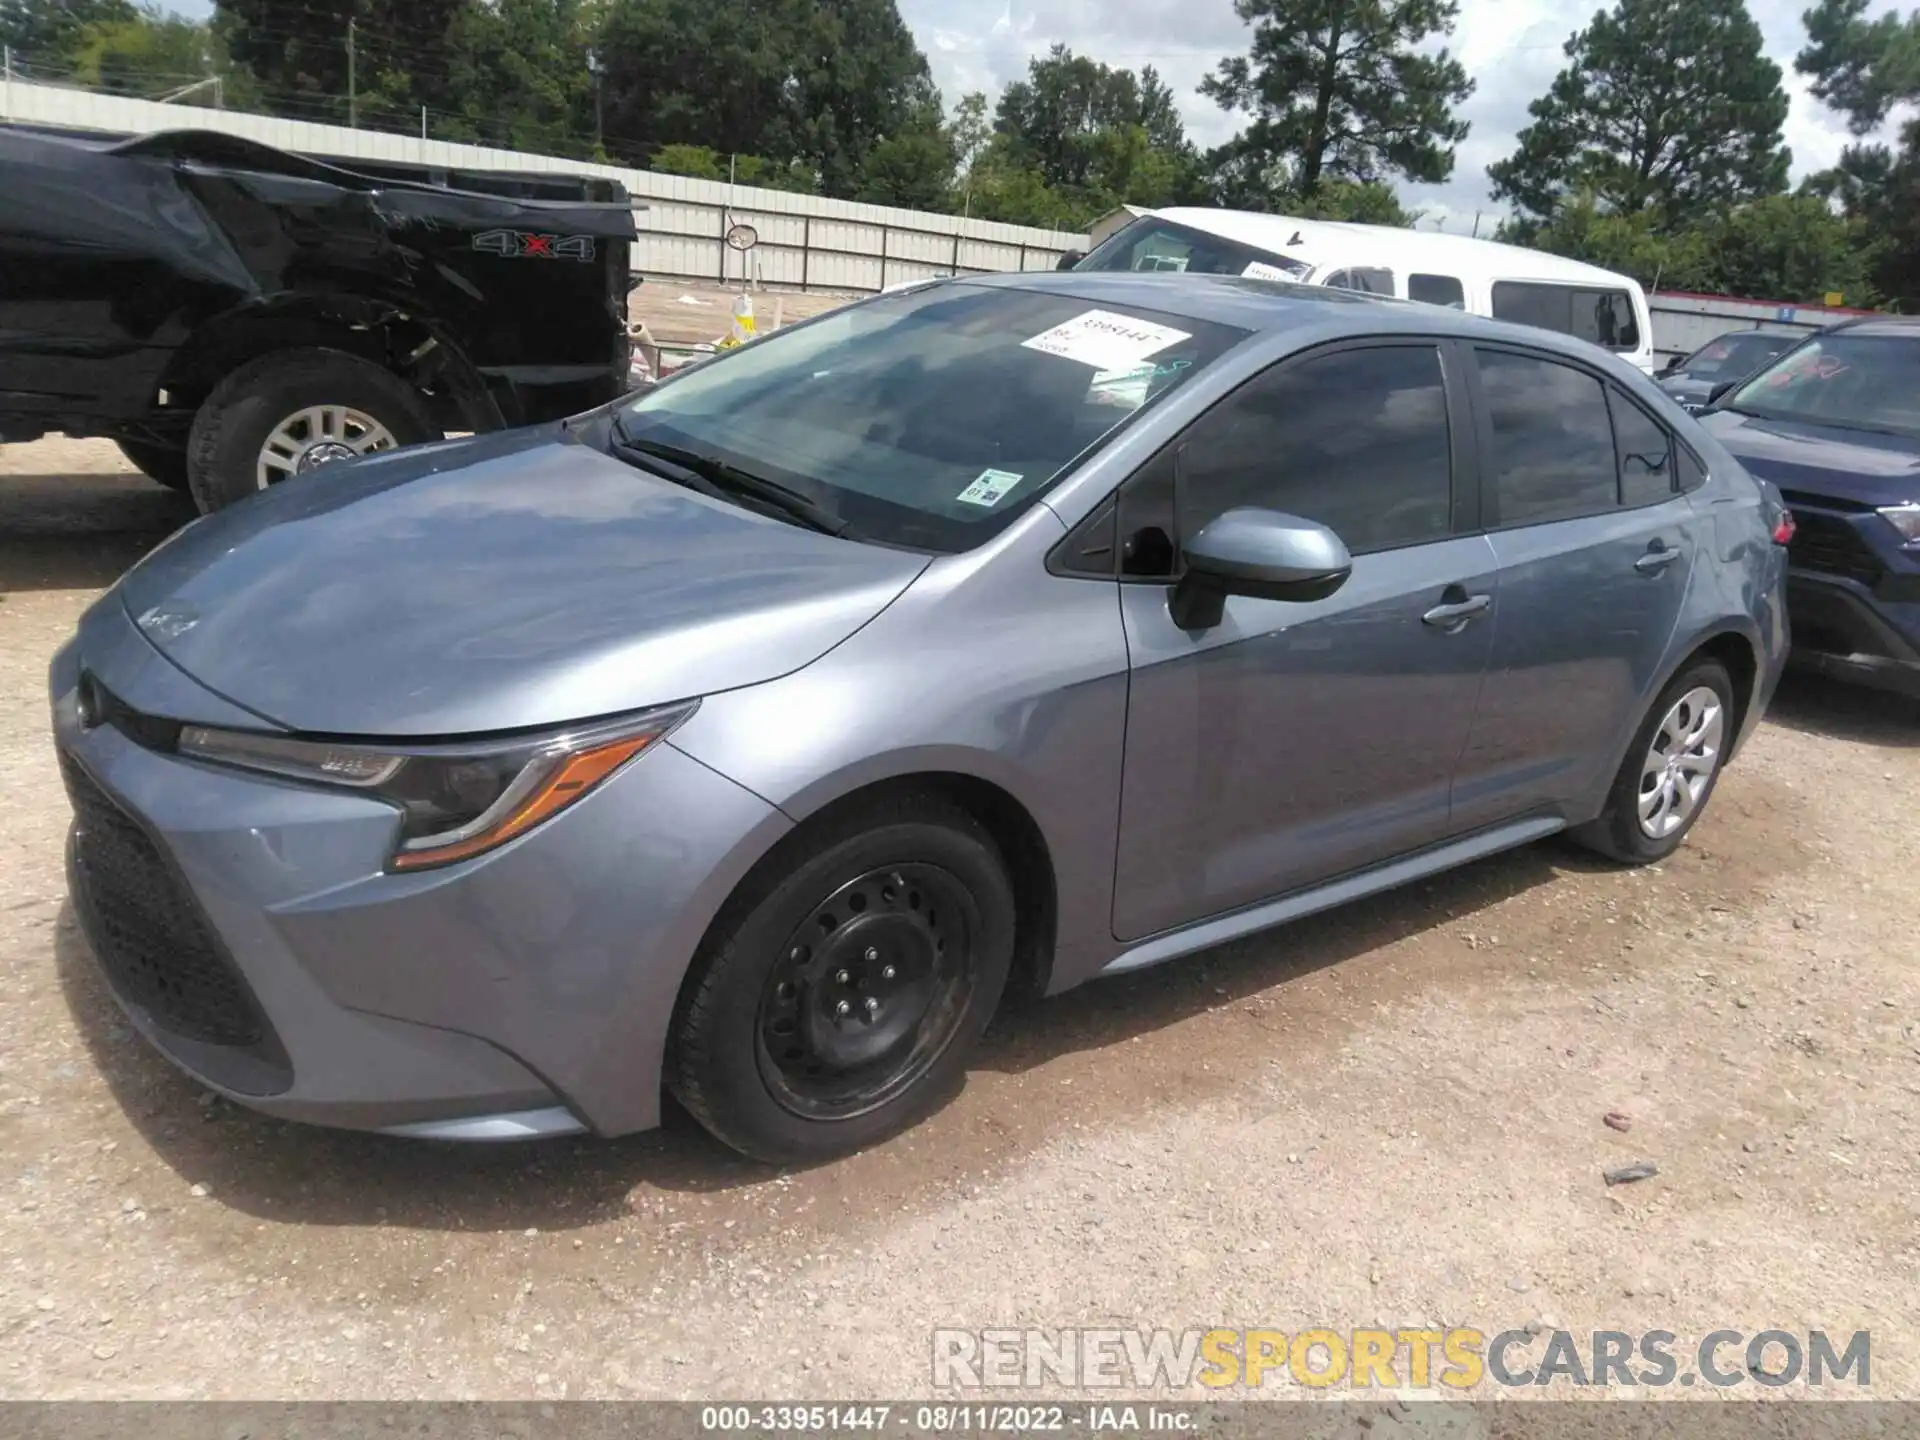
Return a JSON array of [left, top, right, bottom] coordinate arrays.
[[472, 229, 597, 262]]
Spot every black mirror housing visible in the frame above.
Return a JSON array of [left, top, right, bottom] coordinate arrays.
[[1707, 378, 1739, 406], [1170, 508, 1354, 630], [1055, 249, 1086, 271]]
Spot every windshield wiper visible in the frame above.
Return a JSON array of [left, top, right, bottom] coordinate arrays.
[[609, 417, 850, 538]]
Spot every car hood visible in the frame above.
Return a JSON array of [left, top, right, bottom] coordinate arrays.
[[1697, 409, 1920, 509], [117, 428, 930, 736]]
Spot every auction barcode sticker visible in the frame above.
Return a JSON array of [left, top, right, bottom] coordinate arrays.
[[1022, 309, 1192, 372]]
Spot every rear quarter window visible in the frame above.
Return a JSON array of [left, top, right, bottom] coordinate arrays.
[[1492, 281, 1641, 352]]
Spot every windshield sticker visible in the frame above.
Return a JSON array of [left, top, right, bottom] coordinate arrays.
[[956, 469, 1024, 508], [1242, 260, 1293, 281], [1023, 310, 1193, 371]]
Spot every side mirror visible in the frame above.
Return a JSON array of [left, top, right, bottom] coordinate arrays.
[[1055, 249, 1085, 271], [1169, 508, 1353, 631], [1707, 378, 1739, 407]]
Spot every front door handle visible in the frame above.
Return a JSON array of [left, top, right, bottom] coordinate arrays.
[[1422, 593, 1492, 632], [1635, 542, 1682, 575]]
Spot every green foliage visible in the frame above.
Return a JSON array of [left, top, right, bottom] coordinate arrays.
[[1289, 178, 1419, 225], [1514, 189, 1879, 305], [1201, 0, 1473, 201], [959, 46, 1204, 230], [594, 0, 933, 196], [1488, 0, 1790, 225], [856, 128, 957, 211], [1797, 0, 1920, 308], [1, 0, 134, 65]]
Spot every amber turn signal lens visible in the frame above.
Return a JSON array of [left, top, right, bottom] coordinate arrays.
[[389, 732, 656, 871]]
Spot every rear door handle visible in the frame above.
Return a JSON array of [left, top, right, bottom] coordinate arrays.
[[1635, 545, 1682, 575], [1422, 594, 1492, 632]]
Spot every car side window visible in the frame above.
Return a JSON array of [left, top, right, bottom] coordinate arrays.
[[1173, 344, 1454, 558], [1325, 267, 1394, 296], [1675, 443, 1709, 493], [1610, 390, 1676, 507], [1476, 349, 1618, 527], [1409, 273, 1466, 308]]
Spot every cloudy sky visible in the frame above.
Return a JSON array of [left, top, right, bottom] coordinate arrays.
[[169, 0, 1901, 231]]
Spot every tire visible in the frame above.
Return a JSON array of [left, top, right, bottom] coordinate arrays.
[[115, 439, 191, 492], [1572, 659, 1735, 865], [186, 347, 439, 514], [667, 794, 1016, 1165]]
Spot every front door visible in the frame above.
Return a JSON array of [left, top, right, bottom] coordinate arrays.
[[1449, 347, 1704, 829], [1112, 341, 1498, 942]]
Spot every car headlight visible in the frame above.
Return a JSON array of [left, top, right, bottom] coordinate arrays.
[[1878, 502, 1920, 547], [177, 702, 696, 871]]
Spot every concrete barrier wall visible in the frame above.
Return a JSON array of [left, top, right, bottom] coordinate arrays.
[[1, 78, 1089, 293]]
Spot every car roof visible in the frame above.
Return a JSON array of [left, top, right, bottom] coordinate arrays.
[[1826, 315, 1920, 338], [1145, 208, 1644, 291], [961, 270, 1649, 372]]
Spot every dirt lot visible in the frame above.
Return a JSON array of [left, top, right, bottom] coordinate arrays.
[[1, 436, 1917, 1406]]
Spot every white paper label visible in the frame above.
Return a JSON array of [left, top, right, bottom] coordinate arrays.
[[1242, 260, 1293, 281], [956, 468, 1024, 508], [1022, 309, 1193, 371]]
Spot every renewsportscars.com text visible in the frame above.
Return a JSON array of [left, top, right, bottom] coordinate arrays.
[[931, 1327, 1871, 1391]]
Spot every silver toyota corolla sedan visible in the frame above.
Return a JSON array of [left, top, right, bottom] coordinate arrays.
[[51, 273, 1791, 1163]]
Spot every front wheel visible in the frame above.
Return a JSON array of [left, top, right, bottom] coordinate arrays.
[[667, 795, 1015, 1164], [1573, 659, 1735, 864], [186, 348, 439, 513]]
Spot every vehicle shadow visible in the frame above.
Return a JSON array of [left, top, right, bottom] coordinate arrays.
[[53, 837, 1581, 1235], [1763, 669, 1920, 748], [0, 469, 191, 594]]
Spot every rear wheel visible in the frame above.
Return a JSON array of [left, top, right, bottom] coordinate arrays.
[[186, 348, 438, 513], [114, 439, 190, 493], [667, 795, 1015, 1164], [1573, 659, 1734, 865]]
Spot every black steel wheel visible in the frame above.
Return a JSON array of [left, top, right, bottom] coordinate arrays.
[[667, 794, 1016, 1164], [756, 863, 979, 1120]]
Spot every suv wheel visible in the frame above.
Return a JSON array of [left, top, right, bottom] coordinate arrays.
[[1573, 659, 1735, 865], [114, 439, 191, 492], [186, 348, 438, 513], [667, 795, 1015, 1165]]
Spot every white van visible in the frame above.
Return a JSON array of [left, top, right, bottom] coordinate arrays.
[[1073, 208, 1658, 374]]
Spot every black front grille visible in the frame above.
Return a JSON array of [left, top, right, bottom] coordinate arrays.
[[1786, 510, 1885, 587], [61, 753, 268, 1049]]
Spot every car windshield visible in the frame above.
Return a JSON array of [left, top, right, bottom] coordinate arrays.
[[1724, 333, 1920, 438], [1679, 332, 1790, 379], [617, 282, 1246, 553], [1076, 217, 1311, 282]]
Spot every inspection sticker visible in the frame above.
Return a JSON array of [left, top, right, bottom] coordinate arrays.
[[956, 468, 1024, 507], [1243, 260, 1293, 281], [1022, 309, 1192, 371]]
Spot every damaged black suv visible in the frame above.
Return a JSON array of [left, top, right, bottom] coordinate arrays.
[[0, 126, 636, 511]]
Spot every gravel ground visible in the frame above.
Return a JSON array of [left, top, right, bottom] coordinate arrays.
[[2, 438, 1917, 1406]]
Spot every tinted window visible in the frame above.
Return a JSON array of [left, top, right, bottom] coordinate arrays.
[[1178, 345, 1453, 556], [1410, 273, 1466, 308], [1611, 392, 1675, 506], [621, 283, 1246, 554], [1676, 444, 1708, 493], [1325, 267, 1394, 296], [1678, 331, 1793, 379], [1477, 350, 1618, 526], [1077, 217, 1311, 280], [1491, 282, 1641, 352]]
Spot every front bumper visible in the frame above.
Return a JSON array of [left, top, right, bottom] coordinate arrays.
[[50, 607, 791, 1139], [1781, 504, 1920, 698]]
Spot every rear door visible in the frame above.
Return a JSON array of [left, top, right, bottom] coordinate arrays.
[[1111, 339, 1499, 941], [1450, 347, 1705, 829]]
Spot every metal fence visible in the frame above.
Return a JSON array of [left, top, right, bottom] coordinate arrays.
[[0, 77, 1089, 294]]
